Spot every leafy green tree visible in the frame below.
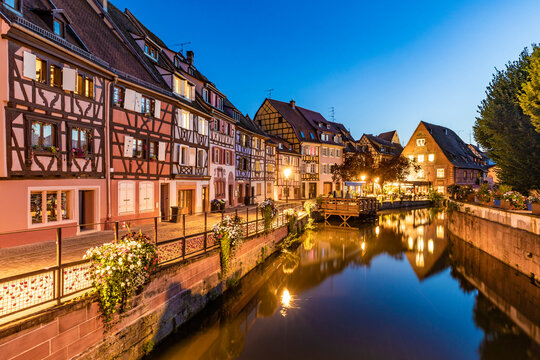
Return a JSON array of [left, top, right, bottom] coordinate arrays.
[[374, 155, 417, 184], [331, 151, 375, 182], [518, 47, 540, 133], [474, 47, 540, 193]]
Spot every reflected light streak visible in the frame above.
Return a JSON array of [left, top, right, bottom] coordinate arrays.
[[428, 239, 434, 254], [375, 226, 380, 236], [417, 238, 424, 252], [408, 237, 414, 250], [416, 253, 424, 267]]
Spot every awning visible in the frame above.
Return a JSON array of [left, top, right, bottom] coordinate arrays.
[[344, 181, 366, 187]]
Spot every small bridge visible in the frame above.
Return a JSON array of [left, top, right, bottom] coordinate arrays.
[[320, 197, 380, 227]]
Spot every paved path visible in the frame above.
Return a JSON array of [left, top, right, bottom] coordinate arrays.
[[0, 204, 282, 278]]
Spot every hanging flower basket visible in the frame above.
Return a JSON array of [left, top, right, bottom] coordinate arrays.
[[259, 198, 277, 232], [212, 216, 244, 276]]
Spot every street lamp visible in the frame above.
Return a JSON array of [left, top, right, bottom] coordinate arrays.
[[283, 168, 292, 205]]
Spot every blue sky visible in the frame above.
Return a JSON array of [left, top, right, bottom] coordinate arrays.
[[112, 0, 540, 145]]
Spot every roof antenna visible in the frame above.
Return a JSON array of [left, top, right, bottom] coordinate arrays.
[[266, 88, 274, 98], [329, 107, 335, 122], [172, 42, 191, 54]]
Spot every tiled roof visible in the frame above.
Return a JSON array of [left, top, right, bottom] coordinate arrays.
[[267, 135, 300, 155], [378, 130, 397, 143], [421, 121, 485, 170], [363, 134, 403, 155]]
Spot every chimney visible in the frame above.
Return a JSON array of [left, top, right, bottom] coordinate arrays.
[[290, 99, 295, 109], [186, 51, 194, 65]]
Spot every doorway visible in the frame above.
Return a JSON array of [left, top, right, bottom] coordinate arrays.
[[245, 184, 250, 205], [160, 184, 169, 220], [78, 190, 95, 231], [309, 183, 317, 199], [228, 185, 234, 206], [178, 189, 194, 214], [323, 182, 332, 195]]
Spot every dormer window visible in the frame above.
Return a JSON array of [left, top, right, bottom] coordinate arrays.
[[53, 19, 64, 37], [217, 97, 223, 111], [327, 124, 330, 129], [202, 88, 209, 103], [144, 42, 158, 60], [318, 123, 322, 127], [188, 67, 194, 75], [174, 57, 182, 68], [310, 133, 315, 140], [4, 0, 21, 11], [278, 143, 283, 149], [300, 131, 305, 138]]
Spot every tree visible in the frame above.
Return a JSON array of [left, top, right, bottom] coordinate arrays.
[[473, 47, 540, 193], [331, 151, 375, 182], [518, 47, 540, 133], [374, 155, 417, 184]]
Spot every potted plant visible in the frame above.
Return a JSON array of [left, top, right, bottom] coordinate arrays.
[[528, 191, 540, 215], [502, 191, 526, 210], [476, 184, 492, 206], [259, 198, 278, 232]]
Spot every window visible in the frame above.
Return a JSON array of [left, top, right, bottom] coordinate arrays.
[[173, 76, 182, 94], [139, 182, 154, 212], [417, 154, 424, 163], [50, 65, 62, 88], [113, 86, 125, 107], [217, 97, 223, 110], [71, 127, 92, 156], [133, 138, 145, 159], [4, 0, 20, 10], [35, 58, 46, 83], [428, 154, 435, 162], [118, 182, 135, 214], [310, 133, 315, 139], [408, 155, 414, 161], [437, 168, 445, 178], [255, 161, 261, 172], [141, 95, 155, 116], [180, 146, 189, 165], [31, 121, 56, 150], [53, 19, 64, 37], [300, 131, 305, 138], [198, 118, 208, 135], [214, 148, 220, 164], [144, 42, 158, 60], [31, 190, 70, 224], [322, 147, 328, 156], [416, 138, 426, 146], [330, 148, 335, 157], [463, 170, 468, 179], [197, 149, 205, 167], [257, 183, 262, 196], [202, 88, 209, 103], [225, 151, 231, 165], [149, 141, 158, 160], [437, 186, 445, 194], [84, 77, 94, 99], [417, 169, 425, 178], [180, 111, 191, 129]]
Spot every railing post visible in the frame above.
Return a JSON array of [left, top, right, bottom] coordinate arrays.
[[114, 221, 119, 243], [204, 212, 208, 252], [256, 205, 259, 233], [221, 210, 224, 221], [182, 214, 186, 259], [154, 217, 158, 245], [56, 227, 62, 305], [246, 206, 249, 236], [235, 209, 238, 218]]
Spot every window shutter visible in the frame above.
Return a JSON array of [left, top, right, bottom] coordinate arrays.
[[139, 183, 145, 211], [158, 142, 166, 161], [147, 183, 154, 210], [62, 67, 77, 92], [190, 85, 195, 100], [23, 52, 37, 80], [118, 183, 126, 214], [173, 144, 179, 163], [188, 148, 196, 166], [190, 113, 195, 131], [203, 150, 208, 165], [124, 89, 136, 111], [154, 100, 161, 118], [123, 135, 134, 157], [134, 92, 142, 113]]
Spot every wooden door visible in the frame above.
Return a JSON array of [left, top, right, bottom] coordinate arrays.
[[160, 184, 169, 220]]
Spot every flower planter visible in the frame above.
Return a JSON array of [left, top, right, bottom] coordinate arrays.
[[532, 203, 540, 215], [501, 200, 512, 210], [493, 199, 501, 207], [479, 201, 491, 207]]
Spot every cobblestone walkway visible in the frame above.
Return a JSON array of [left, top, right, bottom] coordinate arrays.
[[0, 205, 265, 278]]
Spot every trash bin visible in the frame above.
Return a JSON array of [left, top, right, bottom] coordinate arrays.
[[170, 206, 180, 223]]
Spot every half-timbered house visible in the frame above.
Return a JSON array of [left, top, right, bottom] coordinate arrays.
[[254, 98, 344, 198], [270, 136, 301, 201], [0, 0, 119, 239], [107, 5, 212, 215], [357, 131, 403, 165]]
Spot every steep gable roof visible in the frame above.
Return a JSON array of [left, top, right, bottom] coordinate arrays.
[[266, 99, 319, 143], [420, 121, 485, 170], [362, 134, 403, 155]]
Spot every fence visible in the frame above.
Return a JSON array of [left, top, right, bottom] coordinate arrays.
[[0, 203, 304, 322]]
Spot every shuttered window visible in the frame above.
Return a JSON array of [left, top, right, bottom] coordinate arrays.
[[139, 182, 154, 212], [118, 181, 135, 214]]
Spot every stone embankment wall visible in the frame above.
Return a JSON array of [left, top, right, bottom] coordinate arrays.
[[0, 222, 296, 360], [447, 209, 539, 281], [380, 200, 431, 210]]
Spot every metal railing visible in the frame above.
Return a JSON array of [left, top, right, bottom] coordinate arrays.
[[0, 204, 304, 321]]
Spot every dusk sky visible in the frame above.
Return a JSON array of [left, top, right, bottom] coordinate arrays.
[[112, 0, 540, 145]]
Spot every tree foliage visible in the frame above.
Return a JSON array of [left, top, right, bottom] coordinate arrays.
[[518, 47, 540, 133], [331, 152, 415, 184], [473, 47, 540, 193]]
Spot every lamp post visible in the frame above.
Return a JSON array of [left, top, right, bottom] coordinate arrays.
[[283, 168, 292, 206], [360, 175, 366, 197]]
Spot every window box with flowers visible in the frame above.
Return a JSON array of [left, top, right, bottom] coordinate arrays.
[[501, 191, 527, 210], [71, 127, 93, 159], [528, 192, 540, 215]]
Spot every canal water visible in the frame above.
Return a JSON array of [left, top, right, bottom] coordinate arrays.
[[149, 209, 540, 360]]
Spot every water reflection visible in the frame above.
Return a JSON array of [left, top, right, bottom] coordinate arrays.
[[150, 209, 540, 360]]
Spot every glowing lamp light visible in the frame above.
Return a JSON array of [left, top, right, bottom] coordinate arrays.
[[375, 226, 380, 236], [361, 241, 366, 251], [361, 175, 366, 181], [428, 239, 434, 254], [281, 289, 291, 308], [283, 168, 292, 179], [374, 178, 379, 183]]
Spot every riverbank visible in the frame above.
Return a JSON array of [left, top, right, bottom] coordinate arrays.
[[0, 216, 307, 360], [448, 203, 540, 283]]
